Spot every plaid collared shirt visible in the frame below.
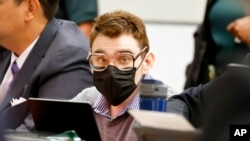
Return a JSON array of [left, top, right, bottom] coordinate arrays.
[[93, 92, 140, 120], [92, 73, 178, 120]]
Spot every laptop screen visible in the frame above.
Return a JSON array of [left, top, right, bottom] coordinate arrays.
[[28, 97, 101, 141]]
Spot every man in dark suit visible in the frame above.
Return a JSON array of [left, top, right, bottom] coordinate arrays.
[[0, 0, 93, 130], [167, 53, 250, 129]]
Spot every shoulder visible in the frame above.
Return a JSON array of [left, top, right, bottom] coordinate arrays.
[[50, 19, 90, 53], [71, 87, 100, 106], [55, 19, 89, 43]]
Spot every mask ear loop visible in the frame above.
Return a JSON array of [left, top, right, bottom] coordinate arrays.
[[132, 47, 148, 87], [136, 52, 148, 86], [135, 47, 148, 71], [136, 53, 147, 71]]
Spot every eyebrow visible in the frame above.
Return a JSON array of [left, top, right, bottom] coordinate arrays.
[[92, 49, 134, 54]]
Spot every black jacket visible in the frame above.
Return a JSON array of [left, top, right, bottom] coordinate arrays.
[[184, 0, 217, 89]]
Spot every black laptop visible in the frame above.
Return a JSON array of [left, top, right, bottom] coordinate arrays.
[[27, 97, 101, 141]]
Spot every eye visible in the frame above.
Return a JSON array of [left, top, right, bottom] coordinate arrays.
[[116, 55, 133, 65], [92, 55, 108, 65]]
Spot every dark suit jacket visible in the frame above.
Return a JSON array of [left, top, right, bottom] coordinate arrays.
[[0, 18, 93, 130], [167, 53, 250, 128]]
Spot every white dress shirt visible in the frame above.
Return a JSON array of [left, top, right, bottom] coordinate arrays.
[[0, 37, 39, 105]]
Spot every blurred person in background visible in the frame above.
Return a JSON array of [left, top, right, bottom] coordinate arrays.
[[55, 0, 98, 39], [184, 0, 250, 89]]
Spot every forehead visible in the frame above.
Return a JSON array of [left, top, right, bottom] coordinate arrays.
[[91, 34, 140, 54]]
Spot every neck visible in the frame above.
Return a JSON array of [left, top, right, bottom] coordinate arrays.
[[109, 86, 140, 118], [2, 19, 48, 56]]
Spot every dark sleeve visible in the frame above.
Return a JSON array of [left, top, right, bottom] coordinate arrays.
[[241, 53, 250, 65], [201, 65, 250, 141], [63, 0, 98, 24], [168, 62, 250, 128], [167, 84, 208, 128]]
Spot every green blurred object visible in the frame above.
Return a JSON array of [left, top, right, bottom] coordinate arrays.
[[47, 130, 85, 141]]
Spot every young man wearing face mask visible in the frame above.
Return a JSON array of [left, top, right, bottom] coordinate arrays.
[[71, 10, 177, 141]]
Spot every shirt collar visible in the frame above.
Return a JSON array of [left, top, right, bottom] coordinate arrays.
[[11, 36, 39, 69], [93, 92, 140, 120], [92, 73, 152, 120]]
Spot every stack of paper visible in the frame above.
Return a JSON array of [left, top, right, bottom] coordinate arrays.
[[128, 110, 201, 141]]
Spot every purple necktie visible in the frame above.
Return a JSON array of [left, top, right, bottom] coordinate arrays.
[[11, 61, 20, 81], [1, 61, 20, 100], [7, 61, 20, 91]]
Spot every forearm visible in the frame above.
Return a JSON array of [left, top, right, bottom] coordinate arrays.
[[167, 85, 206, 128]]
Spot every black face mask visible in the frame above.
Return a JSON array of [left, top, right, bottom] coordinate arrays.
[[93, 65, 137, 106]]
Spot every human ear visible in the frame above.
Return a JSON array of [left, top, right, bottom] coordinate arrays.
[[24, 0, 39, 21], [142, 52, 155, 73]]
